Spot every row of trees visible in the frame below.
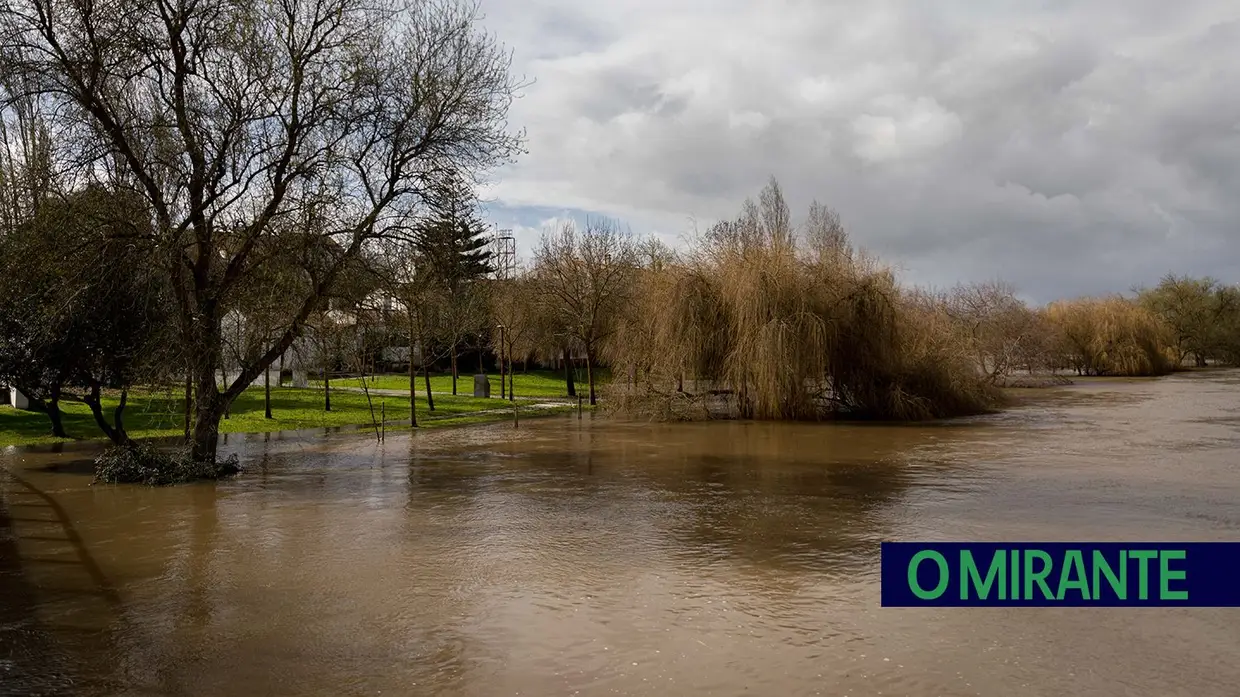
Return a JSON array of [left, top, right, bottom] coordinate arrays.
[[1136, 276, 1240, 368], [0, 0, 1233, 453], [0, 0, 524, 462], [501, 180, 1240, 421], [932, 276, 1240, 381], [4, 159, 1238, 445]]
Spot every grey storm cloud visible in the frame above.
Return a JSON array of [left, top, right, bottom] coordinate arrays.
[[477, 0, 1240, 302]]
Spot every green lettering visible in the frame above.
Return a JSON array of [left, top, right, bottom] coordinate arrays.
[[1010, 547, 1020, 599], [961, 550, 1006, 600], [1023, 550, 1054, 600], [1130, 550, 1157, 600], [908, 550, 949, 600], [1056, 550, 1090, 600], [1092, 550, 1127, 600], [1159, 550, 1188, 601]]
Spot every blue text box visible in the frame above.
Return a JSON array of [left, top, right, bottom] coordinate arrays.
[[881, 542, 1240, 607]]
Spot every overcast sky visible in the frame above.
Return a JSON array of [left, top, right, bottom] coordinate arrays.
[[474, 0, 1240, 303]]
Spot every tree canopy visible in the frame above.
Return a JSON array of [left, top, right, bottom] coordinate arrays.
[[0, 0, 524, 461]]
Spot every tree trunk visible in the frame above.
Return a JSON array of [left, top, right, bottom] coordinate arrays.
[[47, 383, 66, 438], [508, 345, 514, 401], [264, 366, 273, 419], [409, 334, 418, 428], [184, 372, 193, 441], [499, 338, 507, 399], [1195, 353, 1207, 368], [324, 362, 332, 412], [677, 373, 684, 393], [586, 346, 597, 406], [451, 343, 458, 395], [86, 383, 130, 446], [564, 347, 576, 397], [423, 357, 435, 412], [190, 364, 226, 464], [115, 388, 129, 443]]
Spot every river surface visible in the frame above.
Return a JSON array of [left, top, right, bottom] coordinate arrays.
[[2, 371, 1239, 696]]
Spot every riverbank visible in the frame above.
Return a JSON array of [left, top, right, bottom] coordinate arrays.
[[0, 385, 583, 448]]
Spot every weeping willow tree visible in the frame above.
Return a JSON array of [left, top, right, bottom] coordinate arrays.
[[1045, 296, 1173, 376], [603, 178, 1003, 422]]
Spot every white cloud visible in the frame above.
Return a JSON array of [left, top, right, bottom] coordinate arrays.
[[477, 0, 1240, 301], [850, 97, 963, 163]]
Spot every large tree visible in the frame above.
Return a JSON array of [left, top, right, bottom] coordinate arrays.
[[1214, 285, 1240, 366], [0, 0, 523, 462], [0, 185, 172, 443], [416, 169, 495, 284], [1138, 274, 1228, 367]]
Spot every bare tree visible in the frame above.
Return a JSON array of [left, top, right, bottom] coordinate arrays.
[[0, 80, 55, 235], [305, 309, 346, 412], [374, 237, 441, 420], [945, 281, 1041, 382], [533, 218, 639, 405], [436, 279, 490, 394], [0, 0, 524, 462], [602, 236, 677, 390], [491, 270, 538, 399]]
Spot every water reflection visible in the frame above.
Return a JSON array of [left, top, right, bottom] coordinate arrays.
[[1, 371, 1239, 696]]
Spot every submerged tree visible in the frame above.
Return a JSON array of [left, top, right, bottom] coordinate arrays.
[[1045, 296, 1172, 377], [1214, 285, 1240, 366], [604, 178, 1002, 422], [945, 280, 1042, 382], [1138, 274, 1232, 367], [0, 0, 524, 463]]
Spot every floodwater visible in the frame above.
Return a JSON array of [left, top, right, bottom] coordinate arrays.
[[2, 371, 1239, 697]]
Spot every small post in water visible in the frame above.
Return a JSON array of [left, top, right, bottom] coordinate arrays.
[[513, 401, 519, 429], [577, 394, 583, 420]]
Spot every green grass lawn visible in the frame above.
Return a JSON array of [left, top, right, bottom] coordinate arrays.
[[0, 386, 563, 448], [321, 368, 611, 399]]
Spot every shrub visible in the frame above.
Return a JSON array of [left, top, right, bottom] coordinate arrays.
[[93, 442, 241, 486]]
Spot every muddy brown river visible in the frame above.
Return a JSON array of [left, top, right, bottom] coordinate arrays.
[[3, 371, 1240, 696]]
